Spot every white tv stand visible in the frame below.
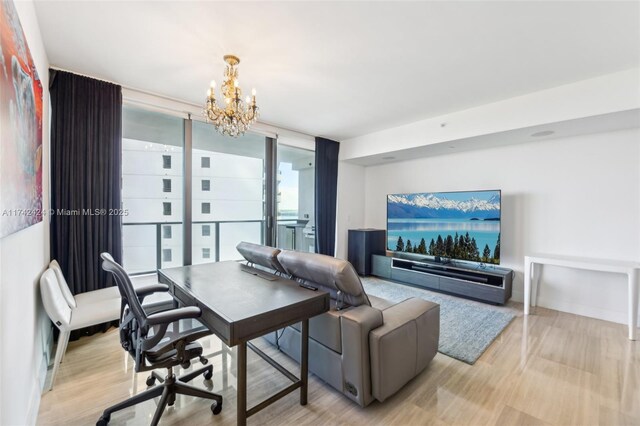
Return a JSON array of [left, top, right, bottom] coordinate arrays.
[[524, 254, 640, 340]]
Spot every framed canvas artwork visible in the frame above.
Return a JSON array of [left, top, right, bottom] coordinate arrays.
[[0, 0, 44, 238]]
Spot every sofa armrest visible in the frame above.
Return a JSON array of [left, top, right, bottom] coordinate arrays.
[[339, 305, 384, 407], [369, 298, 440, 402]]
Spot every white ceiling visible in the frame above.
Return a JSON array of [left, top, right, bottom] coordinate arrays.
[[34, 1, 640, 140]]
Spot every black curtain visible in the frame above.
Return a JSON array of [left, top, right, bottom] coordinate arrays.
[[49, 70, 122, 338], [314, 137, 340, 256]]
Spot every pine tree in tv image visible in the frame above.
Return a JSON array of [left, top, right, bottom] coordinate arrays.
[[387, 190, 501, 264]]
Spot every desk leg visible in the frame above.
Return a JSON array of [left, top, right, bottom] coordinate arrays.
[[524, 259, 532, 315], [300, 319, 309, 406], [629, 270, 638, 341], [237, 341, 247, 426], [222, 346, 229, 390]]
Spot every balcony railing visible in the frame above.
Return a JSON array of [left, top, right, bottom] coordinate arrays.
[[123, 219, 265, 276]]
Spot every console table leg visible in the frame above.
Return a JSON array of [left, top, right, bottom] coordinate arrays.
[[237, 342, 247, 426], [531, 263, 540, 308], [300, 319, 309, 406], [524, 259, 532, 315], [629, 269, 639, 341]]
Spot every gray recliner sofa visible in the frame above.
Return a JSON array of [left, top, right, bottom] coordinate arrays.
[[237, 242, 440, 407]]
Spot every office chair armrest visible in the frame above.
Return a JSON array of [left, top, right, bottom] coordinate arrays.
[[135, 283, 169, 300], [146, 306, 201, 326]]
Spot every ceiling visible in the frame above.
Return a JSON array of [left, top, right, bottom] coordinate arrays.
[[348, 109, 640, 166], [35, 1, 640, 140]]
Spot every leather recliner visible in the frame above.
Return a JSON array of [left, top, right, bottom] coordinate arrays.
[[237, 242, 440, 407]]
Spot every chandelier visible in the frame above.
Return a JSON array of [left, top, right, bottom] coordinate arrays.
[[203, 54, 259, 137]]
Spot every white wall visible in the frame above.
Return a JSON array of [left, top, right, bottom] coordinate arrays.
[[0, 0, 51, 424], [343, 128, 640, 325], [335, 161, 366, 259]]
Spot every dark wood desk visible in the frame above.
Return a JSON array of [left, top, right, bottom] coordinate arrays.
[[158, 261, 329, 425]]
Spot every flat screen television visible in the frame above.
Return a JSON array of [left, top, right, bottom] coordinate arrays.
[[387, 190, 501, 264]]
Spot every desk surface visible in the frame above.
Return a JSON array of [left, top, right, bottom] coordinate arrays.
[[158, 261, 330, 346]]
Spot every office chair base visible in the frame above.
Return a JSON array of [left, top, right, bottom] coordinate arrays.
[[145, 361, 213, 386], [97, 365, 222, 426]]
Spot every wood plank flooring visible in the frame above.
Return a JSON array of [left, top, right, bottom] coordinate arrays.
[[37, 299, 640, 425]]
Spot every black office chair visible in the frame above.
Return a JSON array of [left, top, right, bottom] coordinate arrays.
[[97, 253, 222, 426]]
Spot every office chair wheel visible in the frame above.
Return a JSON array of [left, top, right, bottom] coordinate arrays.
[[200, 355, 208, 365], [168, 393, 176, 406], [145, 375, 156, 386], [211, 400, 222, 415], [96, 415, 109, 426], [203, 369, 213, 380], [181, 361, 191, 369]]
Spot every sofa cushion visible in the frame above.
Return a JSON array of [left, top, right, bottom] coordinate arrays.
[[69, 295, 121, 329], [236, 241, 285, 273], [277, 250, 370, 307]]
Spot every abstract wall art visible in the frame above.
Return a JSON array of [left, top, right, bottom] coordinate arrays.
[[0, 0, 43, 238]]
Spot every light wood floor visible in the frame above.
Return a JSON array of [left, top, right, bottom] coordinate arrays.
[[37, 301, 640, 425]]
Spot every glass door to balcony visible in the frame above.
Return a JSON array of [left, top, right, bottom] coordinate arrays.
[[192, 121, 266, 263], [122, 106, 184, 274], [276, 145, 315, 253]]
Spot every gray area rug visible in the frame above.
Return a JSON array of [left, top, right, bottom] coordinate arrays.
[[362, 277, 516, 364]]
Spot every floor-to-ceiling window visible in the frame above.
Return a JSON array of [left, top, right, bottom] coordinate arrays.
[[121, 106, 184, 274], [192, 120, 266, 263], [121, 103, 313, 273]]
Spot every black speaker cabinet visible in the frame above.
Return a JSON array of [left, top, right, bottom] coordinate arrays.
[[348, 229, 386, 276]]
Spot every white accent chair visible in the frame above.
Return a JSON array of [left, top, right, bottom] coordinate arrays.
[[39, 260, 171, 391]]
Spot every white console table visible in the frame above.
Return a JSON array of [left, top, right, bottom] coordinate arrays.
[[524, 254, 640, 340]]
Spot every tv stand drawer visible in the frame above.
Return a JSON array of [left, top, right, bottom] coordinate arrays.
[[391, 267, 439, 290]]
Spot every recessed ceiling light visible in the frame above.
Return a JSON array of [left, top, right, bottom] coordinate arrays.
[[531, 130, 555, 137], [381, 156, 395, 160]]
